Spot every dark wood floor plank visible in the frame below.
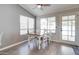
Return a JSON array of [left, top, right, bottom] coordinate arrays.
[[0, 40, 75, 55]]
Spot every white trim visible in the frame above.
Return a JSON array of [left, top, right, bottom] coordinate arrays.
[[51, 40, 79, 46], [0, 40, 28, 51]]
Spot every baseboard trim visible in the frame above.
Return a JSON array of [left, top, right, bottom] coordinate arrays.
[[0, 40, 28, 51], [51, 40, 78, 46]]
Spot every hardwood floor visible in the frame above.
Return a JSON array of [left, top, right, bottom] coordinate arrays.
[[0, 40, 76, 55]]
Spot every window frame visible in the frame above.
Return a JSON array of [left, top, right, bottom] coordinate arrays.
[[20, 15, 34, 35], [62, 15, 75, 41], [40, 17, 56, 35]]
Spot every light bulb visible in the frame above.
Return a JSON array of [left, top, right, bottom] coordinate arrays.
[[37, 5, 41, 8]]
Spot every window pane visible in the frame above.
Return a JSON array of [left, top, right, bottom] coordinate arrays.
[[40, 17, 56, 34], [48, 17, 56, 30], [62, 31, 68, 35], [62, 26, 68, 30], [62, 21, 68, 26], [68, 31, 71, 35], [68, 26, 71, 31], [20, 30, 27, 35], [29, 18, 34, 29], [48, 23, 55, 29], [69, 15, 75, 19], [20, 16, 27, 23], [40, 18, 47, 29], [28, 18, 34, 33], [29, 29, 34, 33], [40, 30, 44, 35], [69, 21, 72, 26], [20, 24, 27, 29], [48, 17, 56, 21], [20, 15, 28, 35], [72, 26, 75, 31], [72, 31, 75, 36], [62, 36, 67, 40], [47, 30, 50, 33], [44, 30, 48, 34], [51, 30, 55, 33], [20, 15, 34, 35], [72, 21, 75, 26], [69, 36, 75, 41], [62, 16, 68, 20]]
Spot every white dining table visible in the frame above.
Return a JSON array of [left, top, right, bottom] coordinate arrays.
[[27, 33, 51, 50], [27, 33, 41, 50]]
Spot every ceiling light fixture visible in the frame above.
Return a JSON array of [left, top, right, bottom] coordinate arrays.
[[37, 5, 41, 8], [36, 4, 51, 9]]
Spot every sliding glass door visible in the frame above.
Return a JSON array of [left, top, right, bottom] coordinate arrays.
[[62, 15, 75, 41]]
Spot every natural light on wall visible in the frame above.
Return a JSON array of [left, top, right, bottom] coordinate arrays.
[[40, 17, 56, 35], [20, 15, 34, 35]]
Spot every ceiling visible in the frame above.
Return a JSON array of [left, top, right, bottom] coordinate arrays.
[[20, 4, 79, 16]]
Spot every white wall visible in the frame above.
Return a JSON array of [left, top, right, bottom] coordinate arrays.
[[0, 4, 35, 49], [36, 8, 79, 46]]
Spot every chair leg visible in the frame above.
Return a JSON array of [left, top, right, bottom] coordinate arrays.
[[28, 41, 30, 48], [47, 37, 51, 45], [38, 37, 41, 50], [28, 37, 31, 48]]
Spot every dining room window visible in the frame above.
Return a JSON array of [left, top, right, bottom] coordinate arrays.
[[28, 17, 34, 33], [40, 17, 56, 35], [62, 15, 75, 41], [20, 15, 27, 35], [20, 15, 34, 35]]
